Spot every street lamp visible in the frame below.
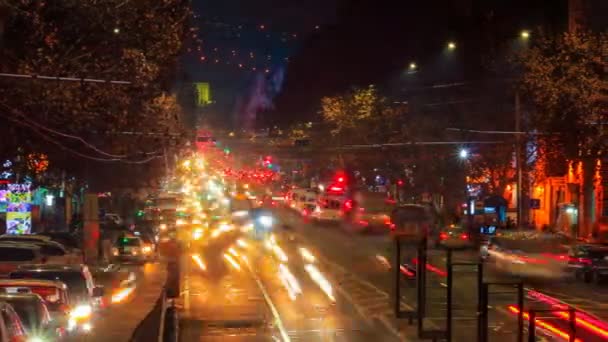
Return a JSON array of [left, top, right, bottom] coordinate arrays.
[[113, 28, 120, 34], [520, 30, 530, 39], [447, 41, 456, 50], [408, 62, 417, 71], [459, 148, 469, 159]]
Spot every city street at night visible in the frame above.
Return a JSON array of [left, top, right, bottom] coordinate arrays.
[[0, 0, 606, 341]]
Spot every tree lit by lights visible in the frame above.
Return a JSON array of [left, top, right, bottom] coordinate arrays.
[[26, 153, 49, 174]]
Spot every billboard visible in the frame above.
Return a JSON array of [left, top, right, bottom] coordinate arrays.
[[195, 82, 211, 107], [4, 183, 32, 234]]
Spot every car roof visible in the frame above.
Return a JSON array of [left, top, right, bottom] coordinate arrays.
[[0, 279, 67, 289], [15, 264, 85, 272], [0, 242, 41, 250], [0, 234, 51, 241], [0, 293, 43, 301]]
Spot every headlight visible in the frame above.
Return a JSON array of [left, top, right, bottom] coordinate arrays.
[[70, 305, 92, 319], [159, 224, 167, 231], [142, 246, 152, 254], [28, 337, 45, 342], [192, 229, 203, 240], [258, 215, 273, 227]]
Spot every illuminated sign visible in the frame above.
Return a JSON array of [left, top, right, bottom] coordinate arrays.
[[195, 82, 211, 106], [4, 183, 32, 234]]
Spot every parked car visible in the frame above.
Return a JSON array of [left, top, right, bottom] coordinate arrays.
[[0, 239, 80, 265], [0, 235, 51, 244], [0, 293, 55, 341], [567, 244, 608, 283], [0, 301, 28, 342], [9, 264, 104, 333], [0, 243, 46, 276], [36, 232, 81, 252]]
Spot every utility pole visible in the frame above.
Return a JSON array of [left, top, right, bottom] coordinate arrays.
[[515, 91, 523, 228]]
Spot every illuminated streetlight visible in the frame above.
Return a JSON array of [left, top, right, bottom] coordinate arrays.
[[447, 41, 456, 50], [520, 30, 530, 39], [459, 149, 469, 159], [408, 62, 417, 71], [113, 28, 120, 34]]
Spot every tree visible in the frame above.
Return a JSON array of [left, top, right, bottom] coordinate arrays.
[[320, 85, 407, 146], [0, 0, 192, 189], [467, 144, 516, 198], [518, 31, 608, 233]]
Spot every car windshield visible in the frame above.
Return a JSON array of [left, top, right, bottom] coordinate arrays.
[[116, 238, 141, 247], [10, 272, 87, 300], [2, 297, 41, 330]]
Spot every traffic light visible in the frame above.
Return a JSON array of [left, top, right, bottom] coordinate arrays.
[[397, 179, 404, 187]]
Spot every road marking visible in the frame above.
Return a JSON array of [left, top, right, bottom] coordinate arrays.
[[244, 258, 291, 342]]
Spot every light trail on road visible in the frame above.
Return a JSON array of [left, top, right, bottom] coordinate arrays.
[[191, 254, 207, 271], [304, 264, 335, 302], [278, 263, 302, 301], [224, 253, 242, 270]]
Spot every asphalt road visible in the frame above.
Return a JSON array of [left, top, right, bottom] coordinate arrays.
[[272, 207, 608, 342], [176, 224, 390, 341], [84, 261, 166, 342]]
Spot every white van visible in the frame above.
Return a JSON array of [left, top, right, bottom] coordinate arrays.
[[310, 193, 346, 223], [285, 189, 318, 216]]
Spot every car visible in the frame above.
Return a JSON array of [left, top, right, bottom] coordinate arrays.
[[136, 232, 157, 256], [436, 225, 474, 249], [567, 244, 608, 283], [102, 213, 123, 226], [0, 243, 46, 276], [36, 232, 81, 252], [112, 236, 152, 263], [0, 301, 28, 342], [9, 264, 104, 333], [483, 233, 571, 279], [0, 234, 51, 244], [0, 279, 70, 312], [0, 240, 80, 265], [0, 293, 55, 341]]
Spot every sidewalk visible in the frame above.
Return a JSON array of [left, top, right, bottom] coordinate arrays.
[[89, 262, 168, 342]]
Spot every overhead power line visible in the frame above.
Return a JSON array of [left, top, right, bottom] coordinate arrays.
[[446, 127, 550, 135], [0, 72, 131, 85], [0, 103, 127, 158], [2, 112, 162, 164]]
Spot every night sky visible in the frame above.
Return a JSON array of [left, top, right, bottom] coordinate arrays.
[[186, 0, 570, 128]]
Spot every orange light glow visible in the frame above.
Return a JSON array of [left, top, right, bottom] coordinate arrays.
[[507, 306, 581, 342], [554, 311, 608, 339], [112, 287, 135, 303]]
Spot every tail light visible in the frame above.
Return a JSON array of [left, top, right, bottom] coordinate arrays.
[[343, 200, 353, 211], [570, 257, 592, 265], [460, 233, 469, 240], [439, 232, 448, 240]]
